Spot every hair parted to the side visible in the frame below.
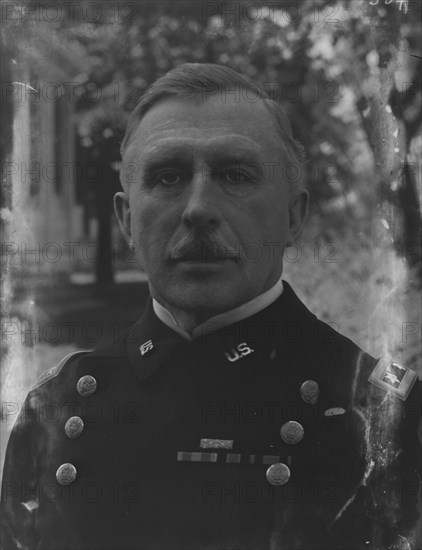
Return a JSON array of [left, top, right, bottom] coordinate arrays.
[[120, 62, 306, 194]]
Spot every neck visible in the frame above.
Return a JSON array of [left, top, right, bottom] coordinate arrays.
[[151, 297, 233, 334], [150, 276, 284, 335], [163, 310, 206, 335]]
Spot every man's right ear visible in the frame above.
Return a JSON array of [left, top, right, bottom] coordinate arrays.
[[114, 192, 132, 242]]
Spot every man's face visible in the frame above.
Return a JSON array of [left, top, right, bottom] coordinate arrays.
[[115, 94, 308, 318]]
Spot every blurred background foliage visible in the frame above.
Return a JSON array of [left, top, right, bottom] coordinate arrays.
[[5, 0, 421, 255], [1, 0, 421, 370]]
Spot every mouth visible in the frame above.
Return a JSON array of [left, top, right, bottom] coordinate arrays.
[[171, 241, 238, 264]]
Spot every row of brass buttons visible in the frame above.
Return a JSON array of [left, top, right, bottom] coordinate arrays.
[[57, 376, 319, 487]]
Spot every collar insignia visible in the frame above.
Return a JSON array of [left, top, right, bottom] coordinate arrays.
[[224, 342, 254, 363], [139, 340, 154, 356]]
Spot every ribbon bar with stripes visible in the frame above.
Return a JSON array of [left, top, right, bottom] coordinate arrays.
[[177, 452, 282, 465]]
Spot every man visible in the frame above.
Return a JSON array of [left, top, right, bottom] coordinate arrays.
[[1, 63, 420, 550]]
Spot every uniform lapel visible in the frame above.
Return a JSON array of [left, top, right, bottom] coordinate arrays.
[[126, 296, 189, 382]]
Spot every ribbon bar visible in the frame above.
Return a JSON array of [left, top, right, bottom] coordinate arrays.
[[176, 452, 282, 465]]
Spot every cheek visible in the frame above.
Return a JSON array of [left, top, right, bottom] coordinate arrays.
[[129, 193, 158, 231], [241, 195, 288, 239], [130, 198, 174, 257], [267, 210, 289, 235]]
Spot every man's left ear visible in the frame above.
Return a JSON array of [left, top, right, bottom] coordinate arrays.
[[288, 189, 309, 242]]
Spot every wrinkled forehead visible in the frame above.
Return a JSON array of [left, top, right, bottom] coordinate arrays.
[[123, 95, 290, 162], [132, 134, 263, 165]]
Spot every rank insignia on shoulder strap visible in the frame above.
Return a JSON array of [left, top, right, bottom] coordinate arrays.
[[369, 357, 418, 401]]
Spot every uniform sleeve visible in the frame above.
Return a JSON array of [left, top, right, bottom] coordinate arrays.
[[1, 393, 42, 550], [330, 379, 421, 549], [389, 380, 421, 548]]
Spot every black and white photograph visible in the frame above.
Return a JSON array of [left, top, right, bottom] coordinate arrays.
[[1, 1, 421, 548]]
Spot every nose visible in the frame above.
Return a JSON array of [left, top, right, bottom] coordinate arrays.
[[181, 168, 222, 229]]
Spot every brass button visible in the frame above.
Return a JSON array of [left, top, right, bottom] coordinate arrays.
[[65, 416, 84, 439], [56, 463, 77, 485], [76, 375, 97, 397], [280, 421, 304, 444], [266, 463, 290, 486], [300, 380, 319, 404]]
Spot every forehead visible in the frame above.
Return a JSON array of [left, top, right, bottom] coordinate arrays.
[[124, 95, 286, 160]]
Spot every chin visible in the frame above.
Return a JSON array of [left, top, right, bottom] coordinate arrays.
[[164, 281, 243, 315]]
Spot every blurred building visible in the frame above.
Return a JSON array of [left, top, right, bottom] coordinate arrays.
[[5, 70, 86, 283]]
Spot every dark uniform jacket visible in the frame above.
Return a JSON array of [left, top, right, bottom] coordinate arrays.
[[1, 282, 421, 550]]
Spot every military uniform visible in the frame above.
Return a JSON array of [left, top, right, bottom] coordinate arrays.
[[1, 282, 420, 550]]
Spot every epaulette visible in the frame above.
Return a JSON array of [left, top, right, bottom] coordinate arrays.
[[368, 356, 419, 401], [32, 350, 92, 390]]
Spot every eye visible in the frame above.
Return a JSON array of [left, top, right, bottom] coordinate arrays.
[[155, 170, 183, 186], [224, 168, 255, 184]]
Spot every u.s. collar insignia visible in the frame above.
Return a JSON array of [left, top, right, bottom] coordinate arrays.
[[369, 357, 418, 401], [224, 342, 254, 363], [139, 340, 154, 356]]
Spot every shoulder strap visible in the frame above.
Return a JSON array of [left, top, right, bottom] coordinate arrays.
[[32, 350, 92, 389]]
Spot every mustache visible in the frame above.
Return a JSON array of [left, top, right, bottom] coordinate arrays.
[[170, 234, 239, 262]]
